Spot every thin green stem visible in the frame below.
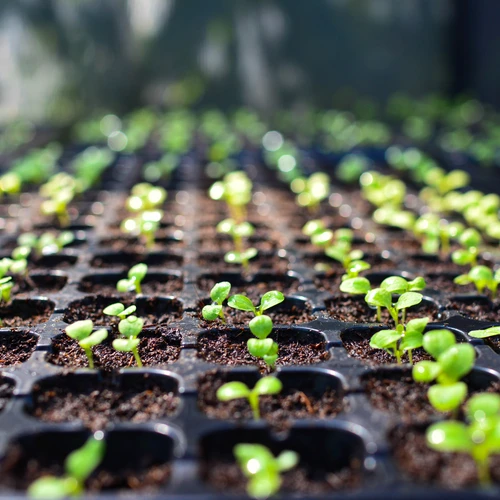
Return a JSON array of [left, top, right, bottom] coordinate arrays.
[[248, 393, 260, 420], [84, 348, 94, 369], [132, 348, 143, 367], [408, 349, 413, 365], [376, 306, 382, 323]]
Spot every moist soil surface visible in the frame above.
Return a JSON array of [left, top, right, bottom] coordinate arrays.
[[28, 255, 77, 270], [29, 375, 180, 431], [0, 300, 54, 327], [48, 328, 181, 369], [390, 424, 500, 488], [63, 296, 183, 326], [326, 295, 439, 323], [97, 236, 185, 253], [0, 332, 37, 366], [342, 330, 432, 366], [13, 274, 67, 295], [197, 329, 329, 370], [444, 298, 499, 321], [301, 254, 396, 273], [78, 276, 183, 296], [197, 252, 289, 274], [424, 274, 476, 295], [198, 370, 344, 430], [204, 462, 361, 495], [90, 252, 183, 269]]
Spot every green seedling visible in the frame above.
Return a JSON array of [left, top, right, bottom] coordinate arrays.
[[28, 433, 105, 498], [426, 393, 500, 486], [116, 263, 148, 294], [413, 329, 475, 414], [413, 214, 464, 255], [451, 228, 482, 267], [65, 320, 108, 369], [228, 291, 285, 369], [125, 182, 167, 212], [423, 167, 470, 196], [209, 171, 253, 223], [360, 171, 406, 208], [39, 173, 81, 227], [454, 265, 500, 297], [71, 147, 114, 191], [103, 302, 137, 320], [339, 276, 371, 295], [234, 443, 298, 499], [216, 376, 282, 420], [323, 241, 371, 279], [302, 220, 354, 248], [365, 276, 425, 325], [469, 326, 500, 340], [111, 313, 144, 367], [15, 231, 74, 259], [290, 172, 330, 212], [369, 317, 429, 364], [217, 218, 258, 270], [372, 207, 416, 231], [202, 281, 231, 323]]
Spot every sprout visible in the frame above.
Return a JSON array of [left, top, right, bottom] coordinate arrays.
[[15, 231, 75, 259], [426, 393, 500, 486], [413, 329, 475, 414], [216, 376, 282, 420], [71, 147, 114, 191], [423, 167, 470, 196], [202, 281, 231, 323], [339, 276, 371, 296], [234, 443, 298, 499], [28, 433, 105, 498], [65, 320, 108, 369], [372, 207, 416, 231], [291, 172, 330, 212], [116, 263, 148, 294], [209, 171, 253, 223], [451, 228, 482, 267], [228, 291, 285, 369], [413, 214, 464, 255], [112, 314, 144, 367], [217, 218, 258, 270], [39, 173, 81, 227], [360, 171, 406, 208], [454, 265, 500, 297], [103, 302, 137, 320], [468, 326, 500, 340], [323, 241, 371, 280], [369, 317, 429, 364]]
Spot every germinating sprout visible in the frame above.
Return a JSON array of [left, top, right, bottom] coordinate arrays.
[[290, 172, 330, 212], [116, 263, 148, 294], [413, 214, 464, 255], [234, 443, 298, 499], [0, 276, 13, 304], [468, 326, 500, 340], [217, 218, 258, 270], [426, 393, 500, 486], [372, 206, 416, 231], [39, 173, 81, 227], [451, 228, 482, 267], [216, 376, 282, 420], [112, 313, 144, 367], [360, 171, 406, 208], [71, 146, 115, 191], [209, 171, 253, 223], [202, 281, 231, 323], [454, 265, 500, 297], [413, 329, 475, 414], [65, 320, 108, 369], [15, 231, 75, 259], [28, 433, 105, 498], [103, 302, 137, 320], [228, 291, 285, 369]]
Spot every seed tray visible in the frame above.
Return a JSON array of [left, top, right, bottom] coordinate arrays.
[[0, 156, 498, 499]]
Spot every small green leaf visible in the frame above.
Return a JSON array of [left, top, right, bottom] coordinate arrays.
[[428, 382, 468, 412], [103, 303, 125, 316], [340, 277, 371, 295], [451, 249, 474, 266], [423, 329, 456, 359], [469, 265, 493, 283], [395, 292, 423, 310], [65, 320, 93, 341], [413, 360, 441, 383], [116, 278, 135, 293], [202, 304, 222, 321], [249, 315, 273, 339], [216, 218, 235, 234], [210, 281, 231, 303], [347, 260, 371, 275], [400, 330, 424, 351], [65, 435, 105, 482], [381, 276, 408, 294], [467, 393, 500, 422], [454, 274, 472, 285], [247, 338, 274, 358], [406, 317, 429, 335], [216, 381, 251, 401], [228, 294, 256, 313], [469, 326, 500, 339], [234, 443, 275, 476], [242, 248, 258, 261], [121, 305, 137, 317], [302, 220, 325, 236], [275, 450, 299, 472], [113, 338, 140, 352], [311, 230, 334, 246], [27, 476, 77, 499], [365, 288, 392, 309], [254, 376, 282, 396], [426, 421, 471, 453], [118, 316, 144, 337], [79, 329, 108, 348], [369, 329, 401, 349], [408, 276, 426, 291], [234, 222, 255, 238], [128, 263, 147, 280], [438, 344, 475, 381], [259, 291, 285, 312]]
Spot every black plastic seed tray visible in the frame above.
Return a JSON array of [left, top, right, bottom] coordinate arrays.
[[0, 155, 499, 499]]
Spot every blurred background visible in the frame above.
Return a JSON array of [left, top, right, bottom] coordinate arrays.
[[0, 0, 498, 123]]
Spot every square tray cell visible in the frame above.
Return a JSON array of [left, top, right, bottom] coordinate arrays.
[[0, 331, 37, 366], [90, 252, 183, 269], [0, 299, 54, 327]]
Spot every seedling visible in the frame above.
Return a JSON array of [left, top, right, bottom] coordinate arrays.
[[323, 241, 371, 279], [360, 171, 406, 208], [15, 231, 74, 259], [209, 171, 253, 223], [103, 302, 137, 320], [454, 265, 500, 297], [217, 218, 258, 270], [65, 320, 108, 369], [365, 276, 425, 325], [369, 317, 429, 364], [469, 326, 500, 341], [339, 276, 371, 295], [39, 173, 80, 227], [228, 291, 285, 369], [426, 393, 500, 486], [290, 172, 330, 212], [116, 263, 148, 294], [413, 214, 464, 255], [28, 433, 105, 498], [413, 329, 475, 414], [234, 443, 298, 499], [202, 281, 231, 323], [451, 228, 482, 267], [216, 376, 282, 420], [112, 313, 144, 367], [71, 147, 114, 191]]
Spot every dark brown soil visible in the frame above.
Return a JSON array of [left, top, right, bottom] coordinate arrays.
[[29, 375, 179, 431], [197, 252, 289, 273], [205, 461, 361, 495], [405, 256, 465, 275], [342, 329, 432, 366], [390, 424, 500, 488], [0, 332, 37, 366], [29, 254, 77, 269], [197, 237, 283, 253], [326, 295, 439, 323], [90, 252, 183, 269], [197, 329, 329, 370], [444, 298, 497, 321], [424, 273, 476, 295], [302, 253, 397, 273], [78, 275, 183, 296], [48, 327, 181, 369], [0, 300, 54, 327], [97, 236, 185, 253], [13, 274, 67, 295], [63, 296, 183, 326], [385, 237, 423, 253], [198, 371, 344, 429]]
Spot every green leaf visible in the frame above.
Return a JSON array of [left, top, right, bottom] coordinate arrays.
[[311, 230, 334, 247], [247, 338, 274, 358], [365, 288, 392, 309], [423, 329, 456, 359], [452, 249, 474, 266], [381, 276, 408, 294], [302, 220, 325, 236], [438, 344, 475, 381], [79, 329, 108, 349], [228, 294, 256, 313], [234, 444, 275, 477], [460, 228, 482, 249], [128, 263, 147, 280], [121, 305, 137, 317], [242, 248, 258, 261], [349, 249, 364, 261], [400, 330, 424, 351], [216, 218, 235, 234], [113, 338, 140, 352], [340, 277, 371, 295], [27, 476, 77, 499], [216, 381, 250, 401], [254, 376, 282, 396], [210, 281, 231, 303], [275, 450, 299, 472], [116, 278, 135, 293], [234, 222, 255, 238], [247, 470, 281, 499], [395, 292, 423, 310], [249, 315, 273, 339], [347, 260, 371, 275], [454, 274, 472, 285], [65, 320, 93, 341], [428, 382, 468, 412], [469, 326, 500, 339], [103, 303, 125, 316], [202, 304, 222, 321], [408, 276, 426, 291], [118, 316, 144, 337], [469, 265, 493, 283], [406, 317, 429, 335], [65, 435, 105, 482], [413, 361, 441, 383], [467, 393, 500, 422], [369, 330, 401, 349], [324, 245, 346, 263], [259, 291, 285, 312]]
